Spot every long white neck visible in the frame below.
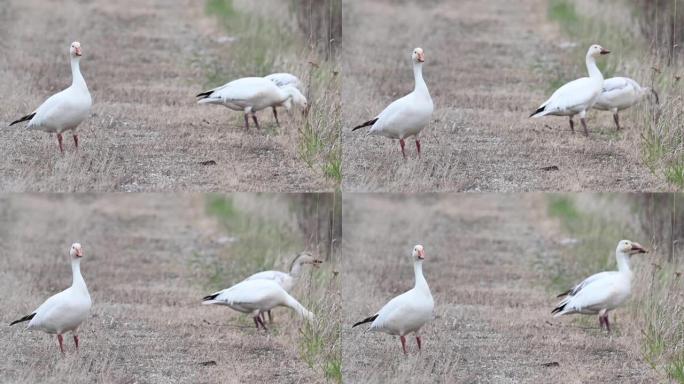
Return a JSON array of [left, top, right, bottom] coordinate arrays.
[[290, 261, 304, 279], [616, 251, 632, 275], [585, 54, 603, 81], [71, 57, 86, 89], [413, 62, 429, 95], [71, 258, 88, 291], [413, 261, 430, 294], [285, 294, 314, 321]]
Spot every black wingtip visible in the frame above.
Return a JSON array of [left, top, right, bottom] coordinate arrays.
[[202, 293, 219, 301], [530, 106, 545, 117], [551, 303, 565, 315], [352, 117, 378, 132], [196, 91, 213, 99], [9, 313, 36, 326], [9, 112, 36, 126], [352, 314, 378, 328]]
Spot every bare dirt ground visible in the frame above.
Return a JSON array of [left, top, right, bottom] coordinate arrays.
[[341, 194, 658, 383], [0, 195, 334, 383], [341, 0, 665, 192], [0, 0, 334, 192]]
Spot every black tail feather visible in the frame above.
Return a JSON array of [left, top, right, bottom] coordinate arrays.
[[529, 105, 545, 117], [556, 289, 572, 298], [352, 314, 378, 328], [202, 293, 220, 301], [196, 90, 213, 99], [9, 313, 36, 326], [352, 117, 378, 131], [9, 112, 36, 126], [551, 303, 566, 315]]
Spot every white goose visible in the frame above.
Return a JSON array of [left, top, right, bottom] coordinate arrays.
[[10, 243, 92, 353], [9, 42, 92, 153], [202, 279, 314, 331], [593, 77, 658, 130], [530, 44, 610, 136], [352, 245, 434, 354], [264, 73, 306, 124], [196, 77, 307, 129], [244, 252, 322, 323], [352, 48, 433, 159], [552, 240, 647, 332]]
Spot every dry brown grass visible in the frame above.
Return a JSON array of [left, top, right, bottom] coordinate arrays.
[[342, 194, 657, 383], [0, 0, 337, 192], [342, 0, 665, 192], [0, 194, 339, 383]]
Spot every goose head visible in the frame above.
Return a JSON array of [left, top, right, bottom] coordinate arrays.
[[281, 86, 308, 113], [70, 243, 84, 259], [412, 244, 425, 261], [291, 251, 323, 270], [616, 240, 647, 256], [412, 48, 425, 63], [70, 42, 83, 58], [587, 44, 610, 58]]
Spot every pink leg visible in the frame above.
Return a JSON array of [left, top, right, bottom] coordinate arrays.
[[253, 316, 261, 329], [416, 336, 422, 350], [244, 113, 250, 129], [399, 139, 406, 159], [73, 335, 79, 349], [267, 310, 273, 324], [415, 139, 421, 157], [57, 133, 64, 154], [73, 134, 79, 149], [57, 334, 65, 354], [604, 316, 611, 333], [598, 315, 604, 330], [400, 335, 407, 355], [256, 315, 268, 331]]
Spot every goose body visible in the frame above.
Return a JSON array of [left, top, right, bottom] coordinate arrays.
[[352, 48, 433, 159], [552, 240, 647, 332], [196, 77, 306, 129], [593, 77, 655, 130], [531, 44, 610, 136], [353, 245, 434, 354], [202, 279, 314, 330], [10, 243, 92, 353], [9, 42, 92, 153]]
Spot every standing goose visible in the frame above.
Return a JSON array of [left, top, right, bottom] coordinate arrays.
[[552, 240, 647, 332], [196, 77, 307, 129], [202, 279, 314, 331], [352, 48, 434, 159], [530, 44, 610, 136], [244, 252, 322, 323], [352, 245, 434, 354], [9, 42, 92, 153], [593, 77, 658, 130], [10, 243, 92, 353], [264, 73, 305, 124]]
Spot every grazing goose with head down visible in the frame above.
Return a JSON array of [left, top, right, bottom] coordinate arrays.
[[352, 48, 433, 159], [352, 245, 434, 354], [244, 252, 322, 323], [10, 243, 92, 353], [552, 240, 647, 332], [530, 44, 610, 136], [202, 279, 314, 331], [196, 77, 307, 129], [9, 42, 92, 153]]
